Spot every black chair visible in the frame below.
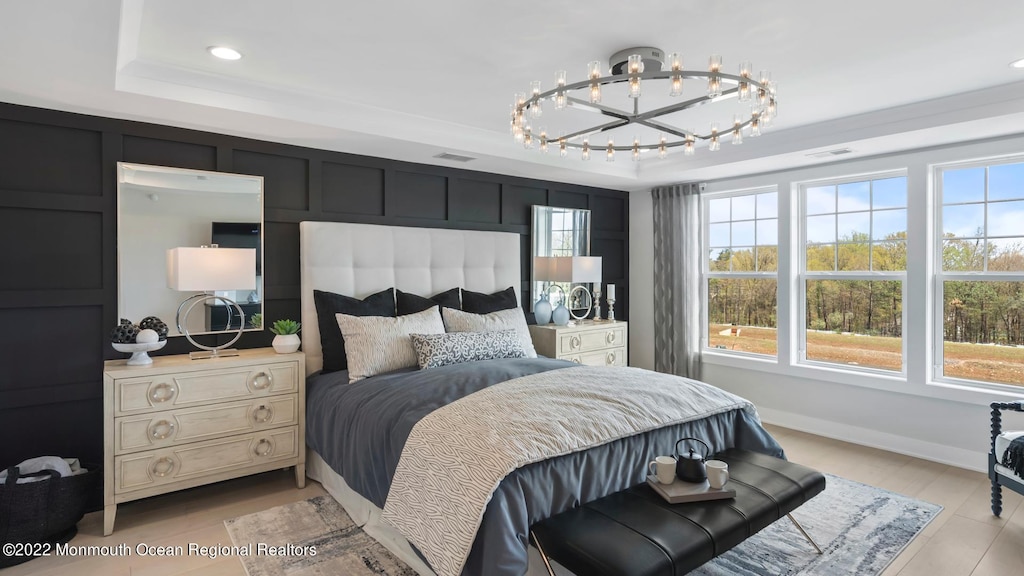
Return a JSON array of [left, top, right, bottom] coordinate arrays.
[[989, 402, 1024, 516]]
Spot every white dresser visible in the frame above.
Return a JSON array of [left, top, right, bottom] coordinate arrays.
[[102, 348, 305, 535], [528, 320, 628, 366]]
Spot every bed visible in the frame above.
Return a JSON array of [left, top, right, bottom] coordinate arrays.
[[299, 221, 783, 576]]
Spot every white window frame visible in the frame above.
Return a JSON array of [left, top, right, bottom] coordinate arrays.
[[701, 187, 779, 361], [796, 170, 909, 377], [932, 156, 1024, 392]]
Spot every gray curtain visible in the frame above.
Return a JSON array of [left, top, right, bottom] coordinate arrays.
[[652, 183, 703, 379]]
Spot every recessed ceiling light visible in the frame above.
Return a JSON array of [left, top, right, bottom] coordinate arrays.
[[208, 46, 242, 61], [1011, 58, 1024, 69]]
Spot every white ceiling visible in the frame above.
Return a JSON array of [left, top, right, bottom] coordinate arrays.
[[2, 0, 1023, 192]]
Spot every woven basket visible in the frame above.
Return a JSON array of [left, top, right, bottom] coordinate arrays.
[[0, 464, 100, 568]]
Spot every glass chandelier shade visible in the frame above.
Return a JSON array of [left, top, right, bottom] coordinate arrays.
[[509, 47, 777, 161]]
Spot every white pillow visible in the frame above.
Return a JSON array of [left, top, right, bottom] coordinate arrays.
[[441, 307, 538, 358], [337, 306, 445, 383]]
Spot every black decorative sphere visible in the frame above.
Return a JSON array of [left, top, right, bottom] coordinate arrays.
[[110, 323, 140, 344], [119, 318, 133, 326], [139, 316, 169, 341]]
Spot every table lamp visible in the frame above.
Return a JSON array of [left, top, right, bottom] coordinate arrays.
[[547, 256, 603, 325], [167, 245, 256, 359]]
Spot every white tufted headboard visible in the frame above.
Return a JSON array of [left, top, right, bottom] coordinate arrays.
[[299, 221, 521, 375]]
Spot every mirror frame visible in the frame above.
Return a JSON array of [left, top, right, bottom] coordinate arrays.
[[116, 162, 265, 337], [530, 205, 592, 312]]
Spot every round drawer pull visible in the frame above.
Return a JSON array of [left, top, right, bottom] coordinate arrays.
[[606, 331, 616, 344], [254, 438, 274, 457], [606, 352, 616, 365], [150, 420, 176, 440], [251, 371, 273, 390], [571, 357, 582, 364], [150, 383, 176, 403], [569, 335, 582, 350], [150, 457, 175, 477], [253, 405, 273, 424]]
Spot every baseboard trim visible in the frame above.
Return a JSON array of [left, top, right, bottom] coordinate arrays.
[[757, 406, 986, 473]]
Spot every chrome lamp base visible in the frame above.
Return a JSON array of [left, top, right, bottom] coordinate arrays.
[[177, 293, 246, 360], [188, 348, 241, 360]]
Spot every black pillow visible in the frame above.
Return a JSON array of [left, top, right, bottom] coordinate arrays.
[[396, 288, 461, 315], [314, 288, 396, 373], [461, 286, 518, 314]]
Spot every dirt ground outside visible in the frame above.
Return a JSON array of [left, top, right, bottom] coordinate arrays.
[[708, 324, 1024, 386]]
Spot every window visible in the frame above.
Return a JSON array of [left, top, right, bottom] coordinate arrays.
[[936, 160, 1024, 387], [799, 175, 907, 372], [704, 190, 778, 357]]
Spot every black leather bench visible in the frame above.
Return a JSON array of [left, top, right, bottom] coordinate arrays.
[[530, 448, 826, 576]]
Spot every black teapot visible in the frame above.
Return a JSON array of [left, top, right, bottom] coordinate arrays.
[[674, 437, 710, 483]]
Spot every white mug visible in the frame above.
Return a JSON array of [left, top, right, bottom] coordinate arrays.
[[648, 456, 676, 485], [706, 459, 729, 489]]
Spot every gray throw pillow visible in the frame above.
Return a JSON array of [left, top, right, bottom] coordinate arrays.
[[410, 330, 526, 369]]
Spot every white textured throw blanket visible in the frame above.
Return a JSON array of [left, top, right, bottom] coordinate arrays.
[[380, 365, 756, 576]]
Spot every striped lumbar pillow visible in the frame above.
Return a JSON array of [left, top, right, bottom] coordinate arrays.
[[336, 306, 445, 383]]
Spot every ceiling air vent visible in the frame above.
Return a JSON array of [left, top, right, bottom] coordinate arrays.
[[434, 152, 476, 162], [806, 148, 853, 159]]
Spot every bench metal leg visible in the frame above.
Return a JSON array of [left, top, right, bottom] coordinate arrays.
[[788, 513, 823, 554], [530, 530, 557, 576]]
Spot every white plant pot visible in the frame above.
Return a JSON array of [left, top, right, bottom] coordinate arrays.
[[272, 333, 301, 353]]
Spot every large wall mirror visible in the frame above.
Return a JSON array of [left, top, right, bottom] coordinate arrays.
[[117, 163, 264, 337], [531, 205, 592, 312]]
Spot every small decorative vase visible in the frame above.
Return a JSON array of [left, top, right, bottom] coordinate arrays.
[[272, 334, 300, 353], [551, 303, 570, 326], [534, 296, 552, 325]]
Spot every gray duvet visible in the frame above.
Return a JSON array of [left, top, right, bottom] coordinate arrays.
[[306, 358, 783, 576]]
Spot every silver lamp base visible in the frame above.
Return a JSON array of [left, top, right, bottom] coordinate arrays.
[[188, 348, 241, 360], [176, 294, 246, 360]]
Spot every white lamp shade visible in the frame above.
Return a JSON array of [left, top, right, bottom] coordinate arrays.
[[534, 256, 556, 282], [548, 256, 603, 283], [167, 247, 256, 291]]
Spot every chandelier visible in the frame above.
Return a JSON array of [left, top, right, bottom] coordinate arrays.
[[509, 47, 777, 160]]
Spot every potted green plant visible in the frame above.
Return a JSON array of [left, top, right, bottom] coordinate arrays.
[[249, 313, 263, 330], [269, 319, 301, 353]]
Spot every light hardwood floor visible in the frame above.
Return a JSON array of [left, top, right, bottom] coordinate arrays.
[[6, 425, 1023, 576]]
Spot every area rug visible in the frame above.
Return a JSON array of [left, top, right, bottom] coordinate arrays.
[[226, 474, 941, 576]]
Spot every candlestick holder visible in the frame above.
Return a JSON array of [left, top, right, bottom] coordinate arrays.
[[607, 297, 616, 321], [592, 286, 602, 320]]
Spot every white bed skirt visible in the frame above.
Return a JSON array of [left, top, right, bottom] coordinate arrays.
[[305, 448, 571, 576]]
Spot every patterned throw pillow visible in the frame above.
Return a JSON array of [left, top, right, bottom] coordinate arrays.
[[409, 330, 526, 369], [336, 306, 445, 383], [442, 307, 538, 358]]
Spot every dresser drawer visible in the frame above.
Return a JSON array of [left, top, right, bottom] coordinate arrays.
[[114, 427, 298, 494], [114, 362, 298, 415], [557, 325, 627, 355], [566, 347, 626, 367], [114, 394, 298, 454]]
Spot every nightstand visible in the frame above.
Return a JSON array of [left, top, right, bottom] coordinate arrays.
[[528, 320, 628, 366], [102, 348, 305, 535]]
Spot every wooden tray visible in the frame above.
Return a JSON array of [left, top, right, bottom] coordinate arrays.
[[646, 475, 736, 504]]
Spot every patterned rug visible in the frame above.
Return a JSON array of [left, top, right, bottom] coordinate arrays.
[[226, 474, 941, 576], [225, 495, 416, 576]]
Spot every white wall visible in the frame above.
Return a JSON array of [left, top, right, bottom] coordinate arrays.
[[628, 191, 655, 371], [629, 133, 1024, 472]]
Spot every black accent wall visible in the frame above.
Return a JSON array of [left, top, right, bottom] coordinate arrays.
[[0, 102, 630, 469]]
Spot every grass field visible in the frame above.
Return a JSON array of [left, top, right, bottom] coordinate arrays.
[[709, 324, 1024, 386]]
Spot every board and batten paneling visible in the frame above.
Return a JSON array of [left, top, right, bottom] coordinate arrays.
[[0, 101, 629, 472]]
